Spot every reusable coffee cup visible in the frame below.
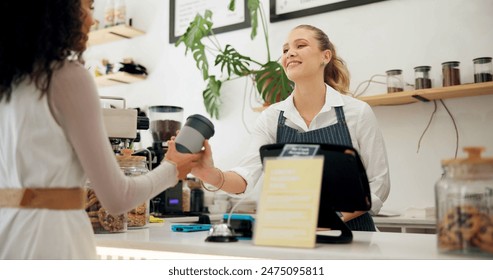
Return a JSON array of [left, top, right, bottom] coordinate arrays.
[[175, 114, 215, 153]]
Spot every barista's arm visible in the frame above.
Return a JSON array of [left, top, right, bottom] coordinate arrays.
[[191, 140, 247, 194]]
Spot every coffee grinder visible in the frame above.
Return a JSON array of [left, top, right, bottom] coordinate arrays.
[[148, 105, 185, 216]]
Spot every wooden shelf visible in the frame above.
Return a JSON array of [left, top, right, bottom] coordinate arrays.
[[88, 25, 145, 46], [94, 72, 147, 87], [358, 81, 493, 106]]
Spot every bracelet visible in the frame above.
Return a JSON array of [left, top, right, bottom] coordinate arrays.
[[201, 168, 225, 192], [215, 168, 225, 190]]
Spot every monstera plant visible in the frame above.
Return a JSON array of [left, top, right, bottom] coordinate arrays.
[[175, 0, 293, 119]]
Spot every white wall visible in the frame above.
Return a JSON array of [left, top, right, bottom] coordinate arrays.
[[87, 0, 493, 213]]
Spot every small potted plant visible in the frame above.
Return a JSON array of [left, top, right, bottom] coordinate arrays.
[[175, 0, 293, 119]]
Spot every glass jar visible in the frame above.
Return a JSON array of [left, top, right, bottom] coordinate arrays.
[[85, 182, 127, 233], [442, 61, 461, 86], [186, 177, 204, 213], [190, 187, 205, 213], [414, 66, 432, 89], [182, 181, 191, 213], [435, 147, 493, 256], [473, 57, 493, 83], [386, 69, 404, 93], [116, 149, 150, 228]]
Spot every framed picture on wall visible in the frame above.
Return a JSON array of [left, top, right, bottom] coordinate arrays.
[[270, 0, 387, 22], [169, 0, 251, 43]]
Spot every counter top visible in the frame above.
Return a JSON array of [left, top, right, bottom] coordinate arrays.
[[373, 215, 435, 225], [94, 221, 487, 260], [373, 215, 436, 229]]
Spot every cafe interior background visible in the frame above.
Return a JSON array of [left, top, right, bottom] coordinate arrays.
[[86, 0, 493, 215]]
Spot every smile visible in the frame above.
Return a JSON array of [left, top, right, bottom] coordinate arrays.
[[287, 61, 301, 68]]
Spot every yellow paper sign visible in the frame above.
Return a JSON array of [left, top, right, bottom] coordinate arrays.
[[253, 156, 324, 248]]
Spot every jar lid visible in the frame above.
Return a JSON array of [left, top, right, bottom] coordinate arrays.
[[442, 147, 493, 166], [116, 149, 146, 162], [386, 69, 402, 75], [441, 61, 460, 66], [414, 65, 431, 71], [473, 57, 492, 63]]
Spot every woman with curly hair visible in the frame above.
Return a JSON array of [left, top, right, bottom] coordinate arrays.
[[0, 0, 201, 259]]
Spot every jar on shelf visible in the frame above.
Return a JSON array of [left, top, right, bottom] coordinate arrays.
[[116, 149, 150, 228], [473, 57, 493, 83], [435, 147, 493, 256], [85, 181, 127, 233], [385, 69, 404, 93], [414, 66, 432, 89], [442, 61, 461, 87], [114, 0, 127, 26], [104, 0, 115, 28]]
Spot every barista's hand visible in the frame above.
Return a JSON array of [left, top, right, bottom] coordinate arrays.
[[190, 140, 216, 179], [164, 139, 202, 180]]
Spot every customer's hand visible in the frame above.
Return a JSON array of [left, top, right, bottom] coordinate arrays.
[[164, 139, 202, 179]]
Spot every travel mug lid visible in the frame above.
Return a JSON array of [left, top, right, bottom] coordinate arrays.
[[186, 114, 215, 139]]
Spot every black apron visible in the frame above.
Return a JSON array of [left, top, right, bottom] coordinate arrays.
[[276, 107, 376, 231]]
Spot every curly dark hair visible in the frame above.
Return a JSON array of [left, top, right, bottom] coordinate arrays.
[[0, 0, 86, 102]]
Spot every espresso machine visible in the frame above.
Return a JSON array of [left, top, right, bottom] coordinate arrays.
[[100, 96, 149, 154], [147, 105, 186, 216]]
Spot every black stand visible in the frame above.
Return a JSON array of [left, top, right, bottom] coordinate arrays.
[[152, 142, 165, 169], [316, 210, 353, 244]]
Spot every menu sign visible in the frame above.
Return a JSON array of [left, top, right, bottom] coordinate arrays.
[[253, 156, 324, 248]]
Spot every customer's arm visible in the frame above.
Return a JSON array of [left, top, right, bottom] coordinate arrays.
[[48, 61, 199, 214]]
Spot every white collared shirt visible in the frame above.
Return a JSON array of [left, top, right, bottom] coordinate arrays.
[[230, 85, 390, 214]]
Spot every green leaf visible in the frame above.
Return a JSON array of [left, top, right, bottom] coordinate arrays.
[[203, 76, 223, 119], [175, 11, 213, 51], [255, 61, 294, 104], [215, 44, 252, 78], [175, 11, 214, 81], [247, 0, 260, 40], [192, 45, 209, 80], [228, 0, 236, 11], [228, 0, 259, 40]]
